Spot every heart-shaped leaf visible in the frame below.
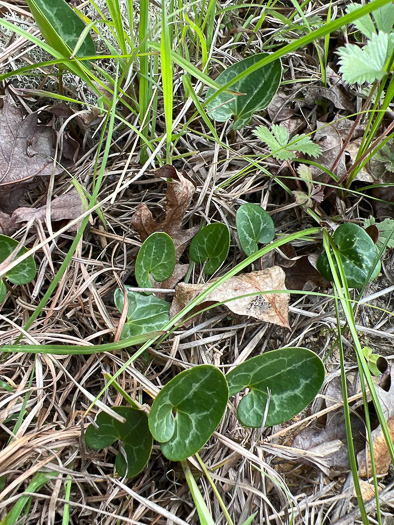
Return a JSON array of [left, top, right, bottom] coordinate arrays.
[[149, 365, 228, 461], [317, 223, 381, 288], [135, 232, 176, 289], [227, 348, 325, 428], [114, 289, 170, 338], [0, 235, 36, 287], [85, 407, 153, 478], [26, 0, 95, 66], [236, 203, 275, 256], [189, 224, 230, 275], [205, 53, 282, 130]]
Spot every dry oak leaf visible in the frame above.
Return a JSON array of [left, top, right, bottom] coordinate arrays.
[[171, 267, 290, 328], [0, 96, 64, 213], [131, 165, 199, 260]]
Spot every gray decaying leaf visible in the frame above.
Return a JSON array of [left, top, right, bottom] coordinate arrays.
[[0, 96, 64, 213], [171, 267, 290, 328], [0, 189, 85, 235], [312, 120, 347, 181]]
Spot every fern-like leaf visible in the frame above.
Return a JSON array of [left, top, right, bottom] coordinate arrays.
[[254, 125, 321, 161]]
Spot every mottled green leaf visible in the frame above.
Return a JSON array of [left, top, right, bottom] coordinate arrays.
[[26, 0, 95, 66], [227, 348, 325, 428], [135, 232, 176, 289], [149, 365, 228, 461], [317, 223, 381, 288], [236, 203, 275, 256], [205, 53, 281, 129], [114, 289, 170, 338], [0, 235, 36, 287], [85, 407, 153, 478], [189, 224, 230, 275]]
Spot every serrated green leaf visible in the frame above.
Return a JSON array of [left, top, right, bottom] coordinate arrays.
[[135, 232, 176, 289], [317, 223, 381, 288], [227, 348, 325, 428], [254, 125, 321, 160], [236, 203, 275, 256], [189, 224, 230, 275], [346, 4, 376, 38], [364, 217, 394, 251], [0, 235, 36, 287], [85, 407, 153, 478], [26, 0, 95, 66], [149, 365, 228, 461], [337, 31, 394, 84], [372, 2, 394, 34], [205, 53, 281, 129], [114, 289, 170, 338]]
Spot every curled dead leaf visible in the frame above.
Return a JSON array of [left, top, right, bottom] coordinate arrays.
[[171, 267, 289, 328]]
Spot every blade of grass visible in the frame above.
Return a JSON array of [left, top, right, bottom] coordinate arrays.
[[161, 1, 174, 163]]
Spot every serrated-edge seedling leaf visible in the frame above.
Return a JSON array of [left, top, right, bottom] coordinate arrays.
[[236, 203, 275, 256], [26, 0, 95, 64], [346, 4, 376, 38], [227, 348, 325, 428], [337, 32, 393, 85], [114, 289, 170, 338], [85, 407, 153, 478], [254, 125, 321, 160], [317, 223, 381, 288], [189, 223, 230, 275], [205, 53, 281, 129], [0, 235, 36, 285], [135, 232, 176, 289], [149, 365, 229, 461]]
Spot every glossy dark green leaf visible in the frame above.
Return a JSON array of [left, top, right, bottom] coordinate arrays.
[[85, 407, 153, 478], [189, 224, 230, 275], [135, 232, 176, 289], [26, 0, 95, 66], [317, 223, 381, 288], [236, 203, 275, 256], [205, 53, 281, 129], [149, 365, 228, 461], [227, 348, 325, 428], [114, 289, 170, 338], [0, 235, 36, 286]]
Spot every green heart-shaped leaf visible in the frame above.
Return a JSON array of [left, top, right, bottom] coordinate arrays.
[[236, 203, 275, 256], [114, 289, 170, 338], [26, 0, 95, 67], [135, 232, 176, 289], [205, 53, 281, 129], [317, 223, 381, 288], [227, 348, 325, 428], [0, 235, 36, 287], [149, 365, 228, 461], [189, 224, 230, 275], [85, 407, 153, 478]]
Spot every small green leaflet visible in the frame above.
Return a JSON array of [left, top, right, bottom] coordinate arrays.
[[317, 223, 381, 288], [227, 348, 325, 428], [114, 289, 170, 338], [189, 223, 230, 275], [337, 32, 394, 85], [205, 53, 282, 130], [254, 124, 322, 161], [346, 2, 394, 38], [149, 365, 228, 461], [85, 407, 153, 478], [135, 232, 176, 289], [364, 217, 394, 251], [236, 203, 275, 256], [0, 235, 36, 302]]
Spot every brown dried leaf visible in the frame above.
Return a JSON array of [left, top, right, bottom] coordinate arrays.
[[359, 416, 394, 478], [312, 121, 347, 181], [131, 165, 199, 259], [282, 254, 331, 290], [304, 86, 355, 112], [171, 267, 289, 328], [0, 96, 64, 212]]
